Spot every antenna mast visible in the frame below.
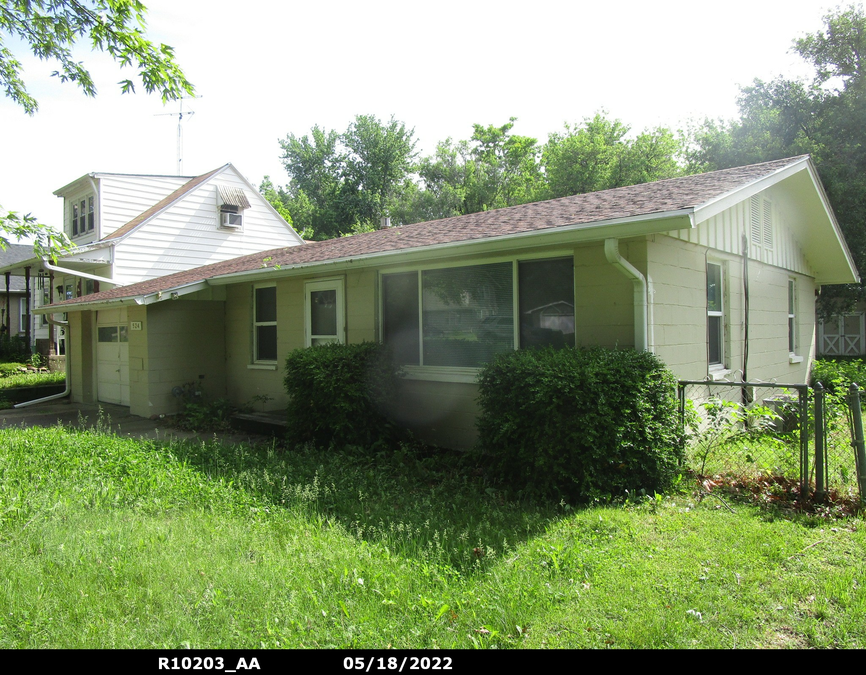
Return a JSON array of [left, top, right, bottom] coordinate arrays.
[[155, 96, 199, 175]]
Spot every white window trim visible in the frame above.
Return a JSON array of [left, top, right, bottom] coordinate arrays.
[[253, 283, 277, 364], [305, 277, 345, 347], [379, 252, 575, 381], [707, 260, 726, 372], [788, 278, 803, 364]]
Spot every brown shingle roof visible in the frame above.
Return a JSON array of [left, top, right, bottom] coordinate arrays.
[[51, 156, 808, 309]]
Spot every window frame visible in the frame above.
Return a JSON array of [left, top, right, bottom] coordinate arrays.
[[252, 283, 278, 364], [379, 252, 575, 382], [788, 278, 803, 363], [69, 193, 96, 239], [305, 277, 345, 347], [706, 260, 726, 371]]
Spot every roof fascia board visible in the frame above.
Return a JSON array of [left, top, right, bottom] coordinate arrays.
[[692, 158, 810, 224], [107, 164, 232, 244], [47, 279, 213, 313], [803, 160, 860, 282], [208, 212, 694, 286], [33, 297, 140, 314], [225, 165, 306, 245]]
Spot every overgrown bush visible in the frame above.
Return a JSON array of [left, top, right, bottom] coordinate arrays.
[[284, 342, 401, 449], [811, 357, 866, 391], [476, 346, 683, 501], [0, 335, 29, 362]]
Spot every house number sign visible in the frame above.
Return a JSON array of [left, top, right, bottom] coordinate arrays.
[[130, 321, 143, 331]]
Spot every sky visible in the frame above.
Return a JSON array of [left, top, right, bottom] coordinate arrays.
[[0, 0, 836, 232]]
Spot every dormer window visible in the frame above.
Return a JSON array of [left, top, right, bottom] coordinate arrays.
[[218, 186, 250, 231], [71, 195, 95, 237]]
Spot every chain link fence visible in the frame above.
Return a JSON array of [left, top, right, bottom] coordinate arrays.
[[677, 380, 864, 502]]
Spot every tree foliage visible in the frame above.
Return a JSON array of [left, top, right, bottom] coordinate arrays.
[[277, 115, 417, 240], [1, 0, 194, 255], [688, 4, 866, 316], [0, 0, 195, 115], [276, 113, 686, 240]]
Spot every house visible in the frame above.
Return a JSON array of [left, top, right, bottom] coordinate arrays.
[[0, 164, 304, 379], [0, 244, 35, 344], [36, 156, 858, 448]]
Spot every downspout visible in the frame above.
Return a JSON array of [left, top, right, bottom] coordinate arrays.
[[14, 313, 70, 408], [604, 238, 649, 352]]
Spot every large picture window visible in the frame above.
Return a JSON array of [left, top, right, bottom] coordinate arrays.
[[382, 257, 574, 368]]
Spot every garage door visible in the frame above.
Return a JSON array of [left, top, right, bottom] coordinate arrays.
[[97, 309, 130, 406]]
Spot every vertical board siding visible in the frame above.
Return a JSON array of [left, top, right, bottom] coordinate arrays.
[[668, 196, 813, 277]]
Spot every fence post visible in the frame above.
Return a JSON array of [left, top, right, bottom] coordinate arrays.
[[814, 382, 825, 503], [799, 387, 810, 502], [678, 383, 686, 453], [849, 383, 866, 506]]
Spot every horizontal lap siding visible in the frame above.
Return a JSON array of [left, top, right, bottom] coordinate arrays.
[[99, 175, 190, 238], [112, 169, 299, 284]]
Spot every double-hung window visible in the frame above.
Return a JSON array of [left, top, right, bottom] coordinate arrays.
[[254, 285, 277, 362], [707, 262, 724, 368], [787, 278, 803, 362], [381, 257, 574, 371]]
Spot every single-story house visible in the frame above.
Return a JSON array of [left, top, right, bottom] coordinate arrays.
[[37, 155, 858, 448], [0, 163, 303, 368]]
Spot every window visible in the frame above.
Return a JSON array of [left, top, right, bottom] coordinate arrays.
[[305, 279, 344, 346], [218, 186, 250, 230], [381, 257, 574, 369], [253, 285, 277, 362], [70, 194, 95, 237], [707, 262, 724, 367], [19, 298, 27, 335], [788, 279, 797, 355]]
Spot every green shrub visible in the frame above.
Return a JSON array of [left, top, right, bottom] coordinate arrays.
[[476, 347, 683, 501], [284, 342, 401, 449], [811, 357, 866, 391], [0, 335, 28, 362]]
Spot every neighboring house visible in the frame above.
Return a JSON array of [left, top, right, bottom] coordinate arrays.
[[39, 156, 858, 448], [0, 244, 35, 341], [0, 164, 304, 372]]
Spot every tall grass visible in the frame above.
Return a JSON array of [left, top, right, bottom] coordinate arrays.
[[0, 425, 862, 648]]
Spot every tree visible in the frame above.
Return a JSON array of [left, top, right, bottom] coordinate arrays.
[[688, 4, 866, 316], [278, 115, 417, 239], [542, 113, 683, 200], [1, 0, 195, 254]]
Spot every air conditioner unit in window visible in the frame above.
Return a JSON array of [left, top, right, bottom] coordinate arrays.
[[221, 211, 243, 229]]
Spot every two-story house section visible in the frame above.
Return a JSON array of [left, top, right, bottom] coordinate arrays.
[[0, 164, 305, 392]]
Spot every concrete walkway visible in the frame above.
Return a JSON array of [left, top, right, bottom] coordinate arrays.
[[0, 398, 275, 445]]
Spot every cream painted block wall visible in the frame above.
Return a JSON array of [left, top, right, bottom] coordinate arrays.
[[68, 310, 95, 404], [127, 300, 226, 418], [574, 243, 634, 348], [649, 234, 815, 385]]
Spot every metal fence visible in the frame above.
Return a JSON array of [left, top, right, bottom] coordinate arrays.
[[677, 379, 865, 503]]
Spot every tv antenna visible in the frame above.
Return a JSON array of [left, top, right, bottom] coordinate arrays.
[[155, 96, 200, 175]]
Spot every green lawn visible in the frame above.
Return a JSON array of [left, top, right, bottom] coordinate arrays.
[[0, 425, 862, 648], [0, 362, 65, 389]]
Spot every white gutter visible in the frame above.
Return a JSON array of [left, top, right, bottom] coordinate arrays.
[[14, 314, 70, 407], [604, 238, 649, 352], [42, 260, 121, 286]]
